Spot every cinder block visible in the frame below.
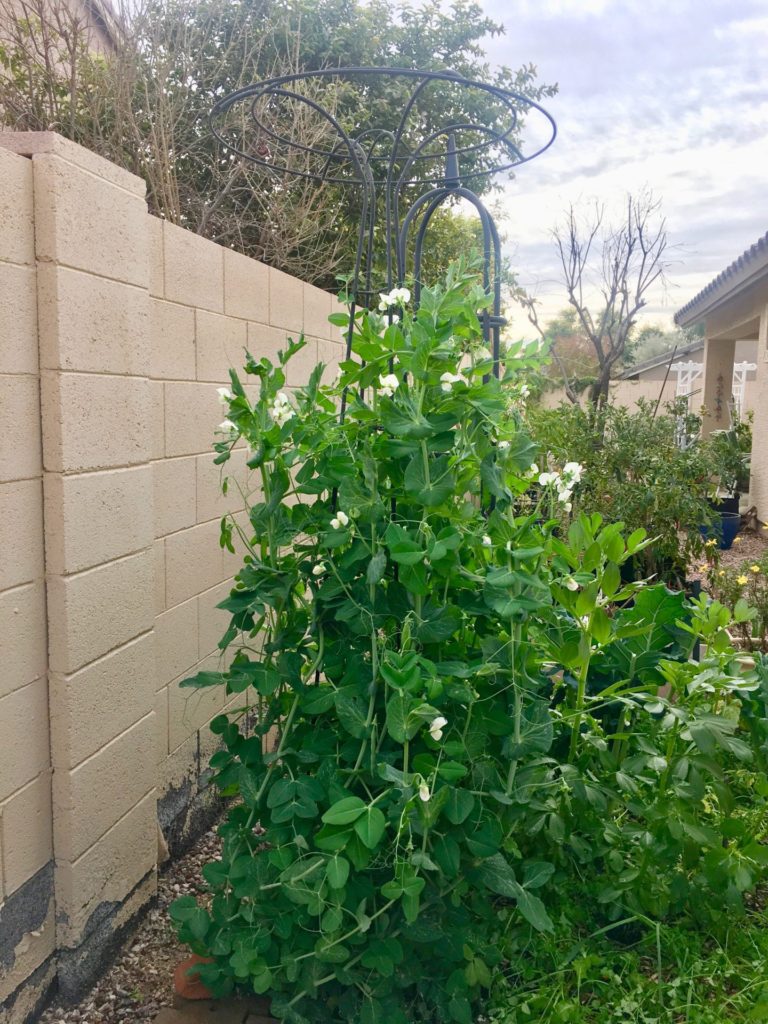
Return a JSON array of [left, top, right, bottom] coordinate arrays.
[[154, 686, 169, 763], [0, 886, 55, 1005], [0, 479, 44, 591], [0, 131, 145, 196], [148, 214, 164, 298], [49, 632, 156, 769], [317, 338, 344, 382], [32, 152, 148, 288], [44, 465, 154, 575], [0, 770, 53, 894], [0, 678, 50, 802], [0, 582, 47, 700], [196, 310, 248, 383], [246, 322, 289, 366], [164, 519, 229, 607], [284, 335, 320, 387], [151, 299, 196, 380], [164, 381, 227, 457], [154, 538, 166, 614], [224, 247, 269, 322], [41, 371, 152, 473], [0, 145, 35, 265], [55, 789, 156, 944], [153, 456, 197, 537], [195, 448, 251, 524], [303, 283, 333, 338], [167, 658, 226, 753], [37, 264, 150, 375], [47, 548, 154, 675], [52, 711, 155, 861], [0, 375, 42, 483], [0, 262, 37, 374], [269, 266, 304, 334], [197, 579, 233, 660], [163, 222, 224, 313], [152, 380, 165, 459], [155, 597, 199, 688]]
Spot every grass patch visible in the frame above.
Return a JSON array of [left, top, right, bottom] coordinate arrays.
[[489, 903, 768, 1023]]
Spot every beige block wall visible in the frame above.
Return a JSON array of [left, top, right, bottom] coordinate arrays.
[[0, 144, 55, 1018], [0, 132, 345, 1019]]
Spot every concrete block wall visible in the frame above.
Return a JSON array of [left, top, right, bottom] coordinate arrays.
[[0, 144, 56, 1024], [0, 132, 345, 1021]]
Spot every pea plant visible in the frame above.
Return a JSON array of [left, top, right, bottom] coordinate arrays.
[[171, 267, 768, 1024]]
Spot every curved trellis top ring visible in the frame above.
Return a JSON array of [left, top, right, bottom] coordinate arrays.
[[210, 66, 556, 189], [210, 66, 556, 382]]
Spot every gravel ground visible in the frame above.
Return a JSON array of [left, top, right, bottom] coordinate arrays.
[[41, 827, 223, 1024]]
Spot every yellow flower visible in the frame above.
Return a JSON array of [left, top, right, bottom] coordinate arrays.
[[718, 570, 725, 576], [733, 536, 742, 544], [737, 575, 749, 585], [751, 564, 761, 574], [698, 563, 708, 572], [705, 538, 717, 547]]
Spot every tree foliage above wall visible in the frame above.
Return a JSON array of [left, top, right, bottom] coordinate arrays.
[[0, 0, 555, 288]]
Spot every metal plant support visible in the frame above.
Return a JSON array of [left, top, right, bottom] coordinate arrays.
[[210, 67, 556, 381]]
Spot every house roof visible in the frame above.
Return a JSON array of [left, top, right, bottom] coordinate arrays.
[[620, 338, 704, 379], [675, 231, 768, 326]]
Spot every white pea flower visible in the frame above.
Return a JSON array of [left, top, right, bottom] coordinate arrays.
[[564, 576, 579, 591], [481, 534, 493, 548], [330, 510, 349, 530], [391, 313, 401, 324], [312, 563, 326, 577], [562, 461, 584, 484], [270, 391, 295, 427], [439, 371, 463, 393], [418, 782, 431, 802], [557, 488, 573, 505], [528, 463, 539, 476], [563, 501, 573, 512], [520, 384, 531, 398], [216, 419, 237, 434], [378, 373, 400, 398], [378, 287, 411, 308], [429, 716, 448, 742], [217, 387, 233, 406], [538, 471, 559, 487], [497, 440, 510, 451]]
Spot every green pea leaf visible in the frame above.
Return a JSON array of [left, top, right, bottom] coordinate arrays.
[[326, 855, 350, 889], [444, 788, 475, 825], [354, 805, 386, 849], [322, 796, 367, 826]]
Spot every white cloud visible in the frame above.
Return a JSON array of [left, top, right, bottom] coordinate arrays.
[[474, 0, 768, 334]]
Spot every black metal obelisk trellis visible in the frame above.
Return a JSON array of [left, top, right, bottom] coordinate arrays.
[[210, 67, 556, 382]]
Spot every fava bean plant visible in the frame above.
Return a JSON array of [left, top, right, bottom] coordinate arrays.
[[172, 267, 768, 1024]]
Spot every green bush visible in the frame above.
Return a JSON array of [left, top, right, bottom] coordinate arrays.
[[527, 399, 719, 584], [172, 270, 768, 1024]]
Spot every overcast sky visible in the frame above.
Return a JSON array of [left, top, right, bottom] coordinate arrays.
[[475, 0, 768, 334]]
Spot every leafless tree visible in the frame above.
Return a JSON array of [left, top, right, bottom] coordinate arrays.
[[518, 191, 670, 407]]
